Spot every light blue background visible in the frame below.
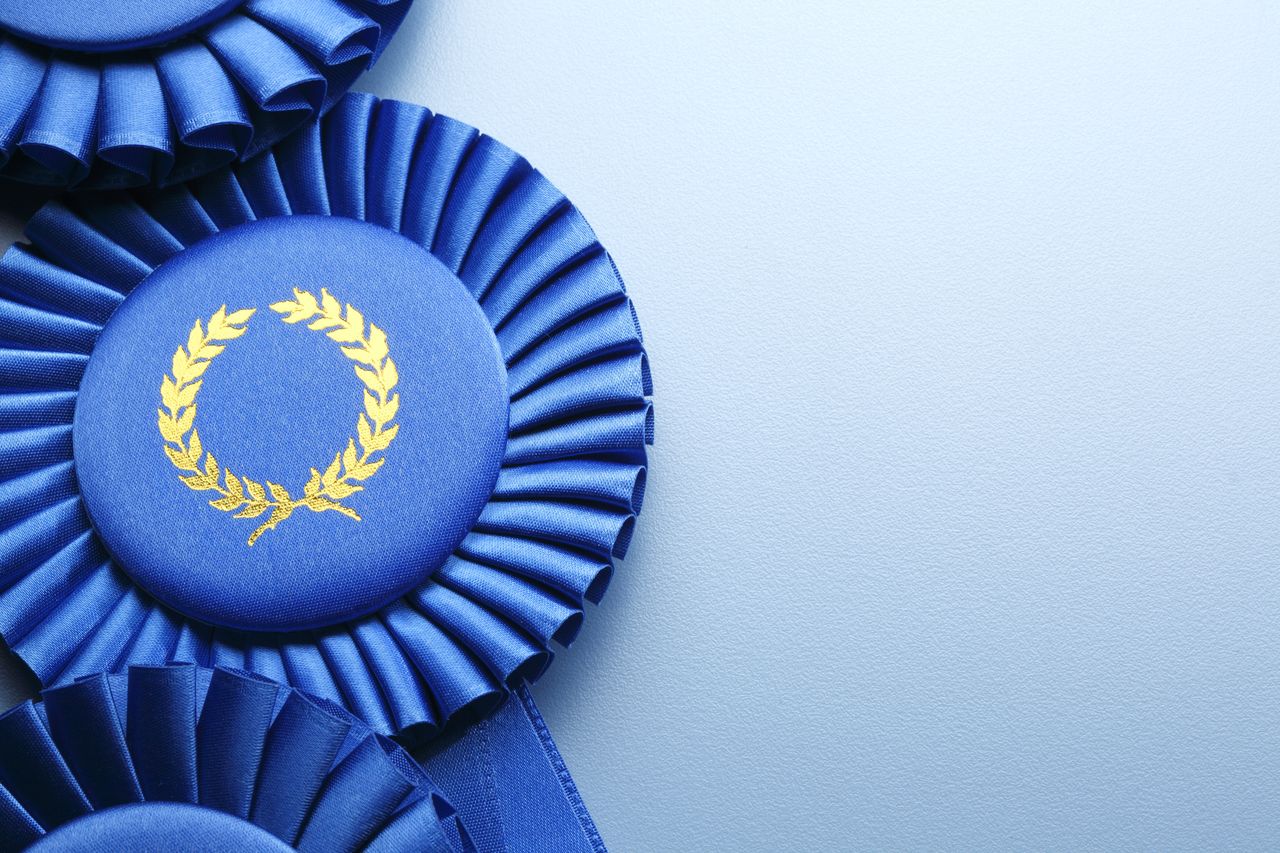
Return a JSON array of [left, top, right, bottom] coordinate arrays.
[[4, 1, 1280, 850]]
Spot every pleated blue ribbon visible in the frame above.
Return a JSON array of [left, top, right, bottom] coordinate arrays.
[[0, 0, 412, 188], [0, 92, 653, 744], [0, 663, 471, 852]]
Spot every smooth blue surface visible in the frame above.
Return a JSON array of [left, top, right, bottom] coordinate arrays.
[[74, 215, 508, 631], [6, 0, 1280, 850], [0, 0, 241, 51], [29, 803, 293, 852]]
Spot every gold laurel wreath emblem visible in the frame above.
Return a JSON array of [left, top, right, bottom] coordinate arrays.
[[157, 288, 401, 546]]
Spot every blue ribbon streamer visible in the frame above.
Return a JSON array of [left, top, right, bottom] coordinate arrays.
[[419, 686, 606, 853]]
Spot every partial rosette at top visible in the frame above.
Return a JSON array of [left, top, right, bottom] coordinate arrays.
[[0, 92, 653, 744], [0, 663, 471, 852], [0, 0, 413, 188]]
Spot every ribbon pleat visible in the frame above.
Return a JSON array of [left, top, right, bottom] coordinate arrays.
[[0, 703, 92, 829], [0, 392, 77, 432], [402, 116, 477, 248], [0, 40, 44, 163], [197, 669, 278, 817], [18, 58, 98, 185], [12, 566, 129, 683], [43, 676, 143, 809], [458, 532, 612, 606], [251, 690, 350, 841], [296, 736, 416, 851], [99, 60, 173, 185]]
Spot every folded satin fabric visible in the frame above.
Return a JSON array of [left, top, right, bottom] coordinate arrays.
[[418, 686, 605, 853], [0, 0, 413, 188], [0, 92, 653, 745], [0, 662, 471, 852]]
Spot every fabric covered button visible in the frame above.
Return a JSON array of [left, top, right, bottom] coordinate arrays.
[[74, 216, 509, 631], [0, 0, 243, 52], [28, 802, 295, 853]]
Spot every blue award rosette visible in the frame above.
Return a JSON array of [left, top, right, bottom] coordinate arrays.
[[0, 92, 652, 753], [0, 663, 471, 851], [0, 0, 412, 188]]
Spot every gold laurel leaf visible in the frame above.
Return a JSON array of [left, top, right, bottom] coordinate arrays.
[[158, 410, 184, 443], [165, 445, 199, 472], [267, 482, 291, 503], [187, 320, 204, 356], [341, 346, 377, 366], [365, 423, 399, 452], [234, 502, 268, 519], [188, 427, 203, 461], [345, 305, 364, 335], [381, 357, 399, 393], [363, 390, 380, 424], [380, 393, 400, 423], [203, 452, 219, 482], [320, 289, 341, 318], [210, 494, 243, 511], [328, 325, 361, 344], [245, 478, 267, 503], [175, 380, 201, 409], [305, 468, 322, 497], [321, 452, 342, 488], [342, 438, 358, 472], [296, 289, 319, 314], [224, 471, 244, 499], [161, 376, 180, 411], [184, 359, 212, 381], [180, 473, 218, 491], [353, 366, 383, 395], [357, 413, 374, 452], [226, 308, 256, 325], [347, 457, 384, 482], [367, 325, 388, 363], [324, 481, 362, 499], [176, 406, 197, 437], [172, 347, 190, 381]]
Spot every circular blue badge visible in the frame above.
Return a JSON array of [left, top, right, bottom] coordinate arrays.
[[0, 0, 243, 51], [74, 216, 509, 631], [29, 803, 294, 853]]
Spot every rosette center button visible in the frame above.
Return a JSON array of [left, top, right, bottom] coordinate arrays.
[[73, 216, 509, 632]]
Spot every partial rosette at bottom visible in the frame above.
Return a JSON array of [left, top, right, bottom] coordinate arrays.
[[0, 663, 471, 852], [0, 92, 652, 743]]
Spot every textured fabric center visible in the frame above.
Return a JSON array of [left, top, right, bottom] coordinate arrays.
[[72, 216, 509, 631], [0, 0, 245, 51]]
